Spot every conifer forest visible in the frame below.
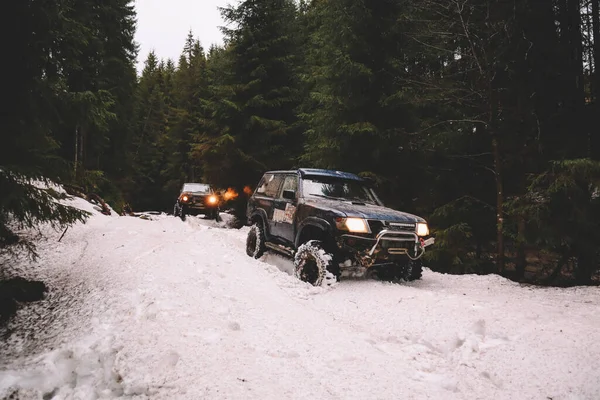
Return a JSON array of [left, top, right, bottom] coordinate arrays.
[[4, 0, 600, 286]]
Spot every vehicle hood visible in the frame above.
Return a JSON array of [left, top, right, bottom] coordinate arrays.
[[304, 199, 426, 223]]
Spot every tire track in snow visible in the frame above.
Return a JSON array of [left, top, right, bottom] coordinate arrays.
[[182, 216, 511, 396], [174, 216, 465, 398]]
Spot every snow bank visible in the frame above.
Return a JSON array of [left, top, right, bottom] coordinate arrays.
[[1, 212, 599, 400]]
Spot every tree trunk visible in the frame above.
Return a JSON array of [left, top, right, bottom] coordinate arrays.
[[74, 125, 80, 177], [593, 0, 600, 102], [515, 214, 526, 281], [80, 126, 86, 172], [567, 0, 584, 104], [591, 0, 600, 160], [492, 135, 505, 273], [575, 250, 595, 285]]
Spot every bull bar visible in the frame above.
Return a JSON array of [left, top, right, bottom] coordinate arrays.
[[341, 229, 435, 262]]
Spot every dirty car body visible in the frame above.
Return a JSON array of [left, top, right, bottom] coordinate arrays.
[[245, 169, 435, 284]]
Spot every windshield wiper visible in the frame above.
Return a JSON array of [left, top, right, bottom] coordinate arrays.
[[309, 194, 374, 205], [309, 194, 349, 201]]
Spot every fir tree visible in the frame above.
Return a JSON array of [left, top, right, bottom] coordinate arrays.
[[191, 0, 302, 218]]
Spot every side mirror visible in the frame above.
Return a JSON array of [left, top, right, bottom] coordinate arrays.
[[282, 189, 296, 200]]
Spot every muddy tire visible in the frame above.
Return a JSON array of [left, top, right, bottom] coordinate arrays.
[[375, 260, 423, 282], [246, 222, 266, 259], [406, 259, 423, 281], [293, 240, 337, 287]]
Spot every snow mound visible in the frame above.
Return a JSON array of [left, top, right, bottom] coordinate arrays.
[[0, 327, 124, 399]]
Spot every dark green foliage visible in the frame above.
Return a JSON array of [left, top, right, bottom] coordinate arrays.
[[300, 0, 420, 190], [132, 0, 598, 285], [6, 0, 599, 286], [0, 172, 89, 258], [2, 0, 137, 258], [425, 196, 496, 274], [128, 54, 175, 211], [507, 159, 600, 284], [189, 0, 304, 217], [220, 0, 300, 173]]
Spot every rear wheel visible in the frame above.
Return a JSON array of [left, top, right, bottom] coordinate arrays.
[[294, 240, 337, 287], [246, 222, 266, 259]]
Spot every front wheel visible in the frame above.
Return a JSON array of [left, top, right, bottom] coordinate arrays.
[[375, 260, 423, 282], [405, 259, 423, 281], [293, 240, 337, 287], [246, 222, 266, 259]]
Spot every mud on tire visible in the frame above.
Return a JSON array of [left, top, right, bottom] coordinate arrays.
[[246, 222, 266, 259], [293, 240, 337, 287], [406, 259, 423, 281], [375, 259, 423, 282]]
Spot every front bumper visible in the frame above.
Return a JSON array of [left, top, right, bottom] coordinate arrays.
[[183, 203, 218, 211], [179, 195, 219, 210], [338, 229, 435, 267]]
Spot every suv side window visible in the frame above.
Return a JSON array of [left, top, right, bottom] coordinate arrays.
[[279, 175, 298, 199], [256, 173, 284, 198], [264, 174, 284, 198], [255, 174, 272, 195]]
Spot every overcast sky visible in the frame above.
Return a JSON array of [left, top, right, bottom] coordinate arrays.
[[134, 0, 231, 73]]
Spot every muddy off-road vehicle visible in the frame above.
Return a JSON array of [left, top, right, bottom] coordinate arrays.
[[173, 183, 221, 222], [245, 169, 435, 286]]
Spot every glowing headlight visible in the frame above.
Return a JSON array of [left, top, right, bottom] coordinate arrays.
[[181, 195, 189, 202], [208, 195, 218, 204], [416, 222, 429, 236], [336, 217, 370, 233]]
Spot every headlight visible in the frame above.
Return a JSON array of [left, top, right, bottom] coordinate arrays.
[[208, 195, 217, 204], [336, 217, 370, 233], [181, 195, 189, 202], [416, 222, 429, 236]]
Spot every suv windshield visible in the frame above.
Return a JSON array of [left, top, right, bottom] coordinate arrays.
[[183, 183, 210, 193], [302, 177, 378, 204]]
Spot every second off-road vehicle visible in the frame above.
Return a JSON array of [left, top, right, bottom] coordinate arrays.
[[173, 183, 221, 221], [245, 169, 434, 286]]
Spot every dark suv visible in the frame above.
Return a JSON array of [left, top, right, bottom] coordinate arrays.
[[173, 182, 221, 221], [245, 168, 434, 286]]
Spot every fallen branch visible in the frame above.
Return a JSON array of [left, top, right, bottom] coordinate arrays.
[[86, 193, 111, 216], [58, 227, 69, 242]]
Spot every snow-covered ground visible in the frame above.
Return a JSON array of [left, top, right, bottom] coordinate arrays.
[[1, 196, 599, 400]]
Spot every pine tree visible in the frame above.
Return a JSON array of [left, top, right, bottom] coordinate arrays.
[[129, 53, 173, 211], [162, 32, 209, 194], [300, 0, 422, 209], [2, 0, 94, 258], [192, 0, 302, 218]]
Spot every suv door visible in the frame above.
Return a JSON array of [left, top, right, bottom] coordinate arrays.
[[271, 174, 298, 244], [251, 173, 284, 237]]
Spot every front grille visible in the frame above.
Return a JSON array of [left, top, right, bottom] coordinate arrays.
[[367, 220, 415, 235], [387, 222, 416, 231]]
